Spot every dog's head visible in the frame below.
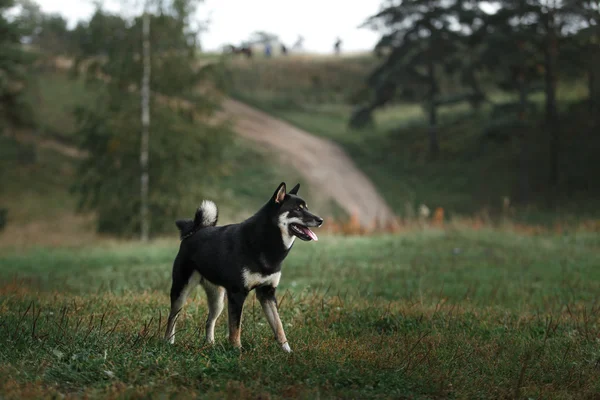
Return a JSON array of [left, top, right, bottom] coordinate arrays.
[[270, 182, 323, 242]]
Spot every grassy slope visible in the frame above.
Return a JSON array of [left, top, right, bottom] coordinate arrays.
[[1, 230, 599, 398], [228, 56, 598, 224], [24, 70, 93, 141], [0, 69, 309, 245], [0, 135, 95, 246]]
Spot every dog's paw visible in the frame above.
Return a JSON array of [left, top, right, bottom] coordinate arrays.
[[281, 342, 292, 353], [230, 341, 243, 351]]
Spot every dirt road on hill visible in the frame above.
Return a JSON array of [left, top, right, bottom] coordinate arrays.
[[219, 99, 396, 226], [24, 58, 397, 226]]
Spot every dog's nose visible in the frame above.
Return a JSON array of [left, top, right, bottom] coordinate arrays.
[[316, 217, 324, 227]]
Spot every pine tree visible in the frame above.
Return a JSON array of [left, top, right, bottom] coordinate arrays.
[[355, 0, 486, 157], [0, 0, 35, 133], [140, 10, 151, 242], [474, 0, 588, 194], [562, 0, 600, 112]]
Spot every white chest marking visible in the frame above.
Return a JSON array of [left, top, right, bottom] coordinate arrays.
[[242, 269, 281, 290], [278, 211, 297, 249]]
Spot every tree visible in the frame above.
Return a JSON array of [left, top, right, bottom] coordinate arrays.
[[476, 0, 546, 202], [538, 0, 562, 187], [562, 0, 600, 112], [140, 10, 150, 241], [71, 8, 128, 60], [29, 12, 72, 54], [72, 3, 231, 238], [12, 0, 42, 41], [486, 0, 587, 188], [0, 0, 35, 134], [356, 0, 486, 157], [248, 31, 279, 46]]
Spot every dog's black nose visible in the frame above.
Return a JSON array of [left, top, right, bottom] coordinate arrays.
[[316, 217, 324, 227]]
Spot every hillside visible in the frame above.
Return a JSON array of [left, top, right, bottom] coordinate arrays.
[[3, 53, 599, 247], [227, 55, 600, 225], [217, 98, 395, 226], [0, 67, 307, 246]]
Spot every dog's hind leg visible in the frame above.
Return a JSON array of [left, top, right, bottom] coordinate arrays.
[[165, 270, 200, 344], [227, 290, 248, 349], [200, 279, 225, 344], [256, 285, 291, 352]]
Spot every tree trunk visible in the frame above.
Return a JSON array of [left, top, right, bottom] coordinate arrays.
[[518, 70, 528, 115], [589, 43, 600, 114], [428, 103, 439, 157], [517, 69, 529, 203], [427, 57, 440, 158], [589, 67, 595, 112], [140, 11, 151, 242], [543, 9, 559, 188], [592, 25, 600, 114]]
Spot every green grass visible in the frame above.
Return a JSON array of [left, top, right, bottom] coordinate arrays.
[[24, 70, 95, 141], [1, 230, 600, 398], [0, 136, 92, 247], [226, 55, 376, 107]]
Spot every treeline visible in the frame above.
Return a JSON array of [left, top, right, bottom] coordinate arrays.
[[355, 0, 599, 199], [1, 0, 230, 238]]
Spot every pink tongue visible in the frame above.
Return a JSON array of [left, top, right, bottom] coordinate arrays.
[[299, 226, 318, 241]]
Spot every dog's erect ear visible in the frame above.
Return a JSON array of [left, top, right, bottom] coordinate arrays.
[[272, 182, 286, 204], [289, 183, 300, 195]]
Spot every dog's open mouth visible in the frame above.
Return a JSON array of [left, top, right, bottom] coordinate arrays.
[[289, 223, 318, 241]]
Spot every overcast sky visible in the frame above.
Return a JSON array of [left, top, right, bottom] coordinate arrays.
[[34, 0, 383, 53]]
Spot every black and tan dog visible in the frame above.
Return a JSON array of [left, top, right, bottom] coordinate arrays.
[[165, 182, 323, 352]]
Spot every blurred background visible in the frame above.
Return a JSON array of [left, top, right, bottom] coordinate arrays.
[[1, 0, 599, 246]]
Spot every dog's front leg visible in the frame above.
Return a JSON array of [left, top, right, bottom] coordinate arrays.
[[256, 285, 291, 353], [227, 289, 248, 349]]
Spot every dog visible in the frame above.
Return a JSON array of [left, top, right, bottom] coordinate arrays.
[[165, 182, 323, 352]]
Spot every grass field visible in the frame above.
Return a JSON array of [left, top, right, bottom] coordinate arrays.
[[24, 70, 95, 141], [1, 229, 600, 398]]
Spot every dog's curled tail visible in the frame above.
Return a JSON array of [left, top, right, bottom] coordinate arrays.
[[194, 200, 218, 228], [175, 200, 218, 240]]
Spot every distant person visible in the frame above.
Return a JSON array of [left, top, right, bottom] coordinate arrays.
[[292, 35, 304, 51], [281, 43, 288, 56], [334, 37, 342, 55], [265, 43, 272, 58]]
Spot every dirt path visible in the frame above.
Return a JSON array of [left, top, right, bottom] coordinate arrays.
[[219, 99, 396, 226]]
